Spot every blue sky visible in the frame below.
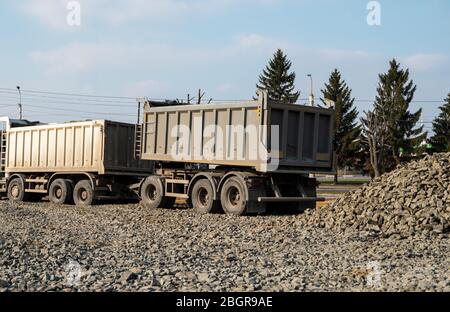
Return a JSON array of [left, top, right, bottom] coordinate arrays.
[[0, 0, 449, 128]]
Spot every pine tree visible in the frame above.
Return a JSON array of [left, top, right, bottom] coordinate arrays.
[[256, 49, 300, 103], [321, 69, 361, 183], [429, 93, 450, 152], [373, 59, 425, 171]]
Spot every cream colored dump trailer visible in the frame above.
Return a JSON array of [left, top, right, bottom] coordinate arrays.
[[136, 91, 335, 215], [0, 119, 153, 205], [142, 94, 334, 172]]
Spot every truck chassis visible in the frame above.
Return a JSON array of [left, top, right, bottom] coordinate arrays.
[[139, 165, 324, 215], [2, 171, 144, 205]]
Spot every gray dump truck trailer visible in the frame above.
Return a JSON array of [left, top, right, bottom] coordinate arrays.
[[136, 91, 335, 215], [1, 92, 335, 215], [0, 118, 153, 205]]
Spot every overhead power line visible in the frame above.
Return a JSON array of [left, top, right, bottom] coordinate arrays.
[[0, 87, 136, 100], [349, 99, 445, 103], [0, 86, 447, 104], [0, 86, 447, 125], [23, 108, 136, 119], [0, 94, 136, 108], [0, 91, 136, 105], [22, 103, 136, 117]]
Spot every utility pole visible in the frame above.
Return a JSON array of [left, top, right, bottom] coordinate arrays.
[[17, 86, 22, 120], [307, 74, 314, 106], [307, 75, 315, 179]]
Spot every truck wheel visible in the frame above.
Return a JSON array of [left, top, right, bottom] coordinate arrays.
[[49, 179, 73, 205], [73, 180, 95, 206], [220, 177, 247, 216], [7, 177, 29, 202], [191, 179, 220, 214], [141, 176, 164, 209]]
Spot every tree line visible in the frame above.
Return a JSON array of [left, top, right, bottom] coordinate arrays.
[[256, 49, 450, 183]]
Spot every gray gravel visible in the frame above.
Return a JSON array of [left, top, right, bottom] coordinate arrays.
[[0, 200, 448, 292], [309, 153, 450, 238]]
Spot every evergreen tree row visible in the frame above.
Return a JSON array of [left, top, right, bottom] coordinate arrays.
[[256, 50, 449, 181]]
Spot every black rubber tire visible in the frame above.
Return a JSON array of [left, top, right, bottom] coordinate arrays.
[[73, 180, 95, 206], [7, 177, 29, 202], [49, 179, 73, 205], [140, 176, 165, 209], [220, 177, 247, 216], [191, 179, 220, 214]]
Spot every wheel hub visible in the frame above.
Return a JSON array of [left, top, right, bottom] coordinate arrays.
[[198, 188, 209, 206], [56, 188, 62, 198], [147, 185, 157, 201], [229, 187, 240, 206], [80, 190, 88, 201], [11, 185, 19, 198]]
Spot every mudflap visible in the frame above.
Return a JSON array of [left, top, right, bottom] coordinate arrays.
[[246, 186, 267, 215]]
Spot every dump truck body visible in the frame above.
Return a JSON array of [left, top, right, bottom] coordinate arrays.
[[1, 118, 153, 205], [5, 120, 150, 175], [136, 92, 335, 215], [141, 93, 334, 174]]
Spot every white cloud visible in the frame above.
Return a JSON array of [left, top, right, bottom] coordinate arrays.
[[20, 0, 279, 28], [96, 0, 189, 24], [125, 80, 169, 97], [234, 34, 269, 47], [20, 0, 68, 28], [30, 41, 207, 74], [30, 42, 129, 73], [318, 49, 376, 62], [19, 0, 206, 28], [29, 34, 386, 78], [401, 54, 449, 72], [216, 83, 233, 93], [29, 34, 274, 74]]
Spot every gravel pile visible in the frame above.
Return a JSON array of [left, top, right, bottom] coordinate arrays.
[[308, 153, 450, 238], [0, 200, 449, 292]]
